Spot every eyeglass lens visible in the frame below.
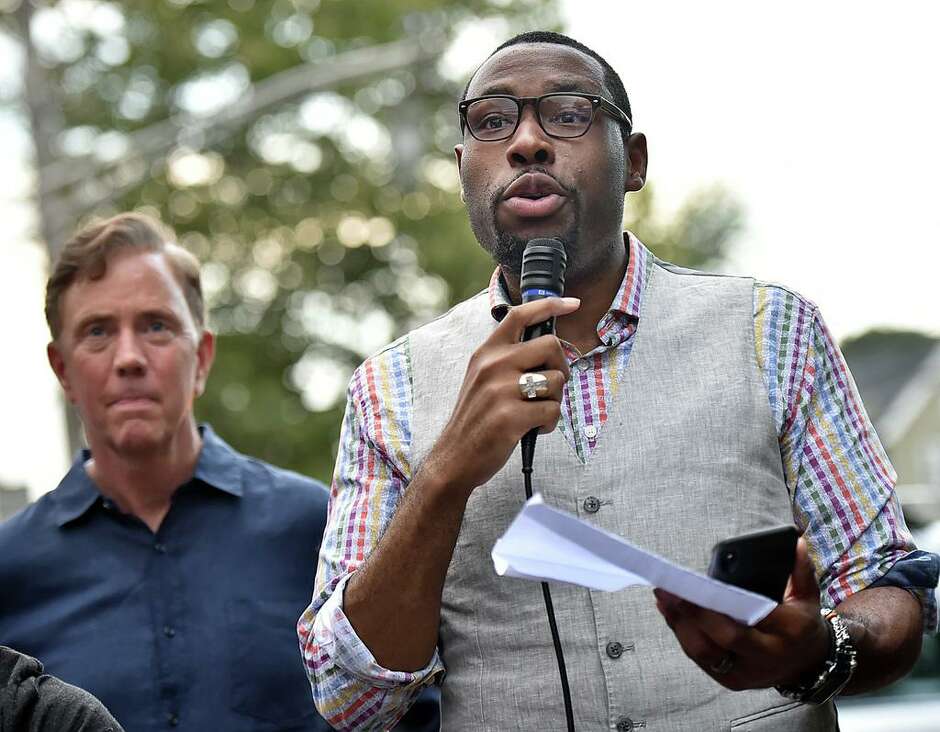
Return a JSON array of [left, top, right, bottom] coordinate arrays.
[[465, 95, 595, 140]]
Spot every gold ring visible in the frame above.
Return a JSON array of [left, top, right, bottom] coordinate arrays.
[[518, 372, 550, 400]]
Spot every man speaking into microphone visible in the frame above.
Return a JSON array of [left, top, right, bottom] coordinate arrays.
[[299, 31, 937, 730]]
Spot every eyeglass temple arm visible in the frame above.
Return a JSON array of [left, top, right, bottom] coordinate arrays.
[[598, 97, 632, 129]]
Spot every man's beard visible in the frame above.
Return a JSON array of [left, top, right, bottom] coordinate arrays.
[[488, 222, 580, 276]]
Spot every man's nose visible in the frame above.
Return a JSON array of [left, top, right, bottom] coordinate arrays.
[[114, 329, 147, 377], [505, 108, 555, 166]]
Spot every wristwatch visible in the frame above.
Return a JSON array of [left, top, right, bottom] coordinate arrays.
[[775, 610, 858, 705]]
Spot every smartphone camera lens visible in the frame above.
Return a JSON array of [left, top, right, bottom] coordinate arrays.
[[721, 550, 736, 571]]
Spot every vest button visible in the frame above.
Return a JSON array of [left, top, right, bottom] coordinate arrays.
[[583, 496, 601, 513], [606, 641, 624, 659], [616, 717, 634, 731]]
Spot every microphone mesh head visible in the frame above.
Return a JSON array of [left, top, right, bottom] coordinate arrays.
[[521, 238, 567, 302]]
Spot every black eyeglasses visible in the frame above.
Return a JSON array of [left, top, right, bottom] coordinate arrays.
[[458, 92, 632, 142]]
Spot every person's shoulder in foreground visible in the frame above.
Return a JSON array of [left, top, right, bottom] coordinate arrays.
[[0, 646, 124, 732]]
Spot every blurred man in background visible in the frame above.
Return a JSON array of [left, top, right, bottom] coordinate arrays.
[[0, 213, 331, 731], [300, 30, 938, 731]]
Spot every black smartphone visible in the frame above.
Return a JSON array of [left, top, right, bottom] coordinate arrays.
[[707, 525, 799, 602]]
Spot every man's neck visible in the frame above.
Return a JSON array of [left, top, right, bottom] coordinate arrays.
[[86, 421, 203, 533], [503, 237, 628, 356]]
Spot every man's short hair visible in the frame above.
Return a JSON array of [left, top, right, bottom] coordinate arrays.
[[460, 30, 633, 145], [45, 212, 205, 339]]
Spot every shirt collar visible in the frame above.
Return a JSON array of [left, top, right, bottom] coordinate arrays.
[[49, 423, 243, 528], [192, 424, 244, 498], [488, 231, 652, 327]]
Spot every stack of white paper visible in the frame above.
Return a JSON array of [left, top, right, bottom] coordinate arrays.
[[491, 494, 777, 626]]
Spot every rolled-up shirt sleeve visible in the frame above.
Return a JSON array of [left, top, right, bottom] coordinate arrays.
[[298, 339, 444, 730], [755, 283, 938, 632]]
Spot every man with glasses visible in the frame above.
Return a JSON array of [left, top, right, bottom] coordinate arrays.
[[459, 92, 630, 143], [299, 31, 937, 730]]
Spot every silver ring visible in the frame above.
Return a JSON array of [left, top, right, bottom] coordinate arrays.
[[709, 652, 735, 676], [518, 372, 550, 400]]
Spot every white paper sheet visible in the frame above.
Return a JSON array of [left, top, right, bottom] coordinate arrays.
[[491, 493, 777, 626]]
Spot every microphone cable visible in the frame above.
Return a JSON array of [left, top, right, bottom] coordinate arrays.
[[522, 462, 575, 732]]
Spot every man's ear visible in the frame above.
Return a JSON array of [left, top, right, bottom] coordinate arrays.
[[624, 132, 648, 193], [194, 330, 216, 398], [47, 341, 76, 404]]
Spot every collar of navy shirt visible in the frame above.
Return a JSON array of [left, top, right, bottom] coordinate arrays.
[[47, 424, 244, 528]]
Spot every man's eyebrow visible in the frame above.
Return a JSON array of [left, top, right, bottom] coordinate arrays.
[[73, 312, 114, 333], [544, 78, 602, 94], [474, 83, 515, 97], [139, 308, 183, 324]]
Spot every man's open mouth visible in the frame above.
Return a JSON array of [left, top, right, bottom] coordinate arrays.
[[501, 173, 567, 219]]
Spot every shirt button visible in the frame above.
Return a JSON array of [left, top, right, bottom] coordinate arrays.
[[606, 641, 624, 659], [154, 543, 167, 554], [583, 496, 601, 514], [163, 625, 176, 638], [583, 424, 598, 440], [616, 717, 634, 732], [576, 361, 589, 371], [166, 713, 179, 726]]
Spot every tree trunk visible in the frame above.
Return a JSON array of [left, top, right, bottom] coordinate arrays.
[[15, 0, 85, 455]]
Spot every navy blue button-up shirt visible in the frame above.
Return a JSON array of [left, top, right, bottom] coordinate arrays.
[[0, 425, 330, 732]]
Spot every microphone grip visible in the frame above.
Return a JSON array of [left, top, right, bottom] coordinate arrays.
[[522, 318, 555, 343], [521, 316, 555, 483]]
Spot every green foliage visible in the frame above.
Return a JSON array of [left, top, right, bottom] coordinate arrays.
[[624, 183, 744, 270], [18, 0, 742, 484]]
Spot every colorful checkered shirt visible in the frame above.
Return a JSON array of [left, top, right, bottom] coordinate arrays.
[[298, 234, 937, 730]]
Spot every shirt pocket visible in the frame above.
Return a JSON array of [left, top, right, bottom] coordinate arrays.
[[226, 597, 321, 727]]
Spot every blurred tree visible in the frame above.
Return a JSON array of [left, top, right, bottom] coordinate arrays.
[[624, 183, 743, 271], [6, 0, 742, 484]]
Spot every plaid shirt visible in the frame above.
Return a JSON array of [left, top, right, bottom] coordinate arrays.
[[299, 234, 937, 730]]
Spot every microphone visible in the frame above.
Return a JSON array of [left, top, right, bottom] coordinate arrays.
[[518, 237, 576, 732], [519, 238, 567, 483]]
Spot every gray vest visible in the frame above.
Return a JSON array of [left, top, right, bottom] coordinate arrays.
[[409, 261, 837, 731]]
